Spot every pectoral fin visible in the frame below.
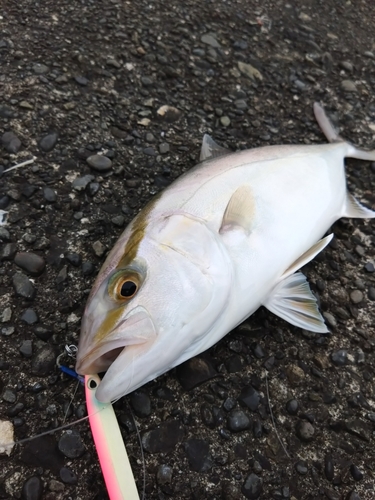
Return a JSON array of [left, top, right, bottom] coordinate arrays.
[[219, 185, 256, 235], [263, 272, 328, 333], [281, 234, 333, 279], [200, 134, 230, 162]]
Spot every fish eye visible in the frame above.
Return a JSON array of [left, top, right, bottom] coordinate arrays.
[[108, 270, 141, 302], [120, 280, 137, 298]]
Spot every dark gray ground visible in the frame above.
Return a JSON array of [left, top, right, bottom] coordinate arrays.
[[1, 0, 375, 499]]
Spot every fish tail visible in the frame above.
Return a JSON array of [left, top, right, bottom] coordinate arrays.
[[314, 102, 375, 162], [313, 102, 342, 142]]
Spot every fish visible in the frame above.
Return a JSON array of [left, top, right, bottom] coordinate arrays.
[[76, 103, 375, 403]]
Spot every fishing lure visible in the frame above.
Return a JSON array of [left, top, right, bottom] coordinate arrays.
[[85, 374, 140, 500]]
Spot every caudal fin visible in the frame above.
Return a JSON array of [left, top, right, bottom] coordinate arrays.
[[313, 103, 342, 142], [314, 102, 375, 161]]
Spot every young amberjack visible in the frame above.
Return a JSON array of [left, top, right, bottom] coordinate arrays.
[[76, 103, 375, 403]]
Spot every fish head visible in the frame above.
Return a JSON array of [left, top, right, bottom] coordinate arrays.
[[75, 213, 232, 402]]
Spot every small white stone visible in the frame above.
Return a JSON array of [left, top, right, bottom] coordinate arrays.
[[0, 420, 15, 456]]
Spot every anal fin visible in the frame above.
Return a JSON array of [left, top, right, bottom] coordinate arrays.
[[344, 193, 375, 219], [281, 234, 333, 279], [263, 272, 328, 333]]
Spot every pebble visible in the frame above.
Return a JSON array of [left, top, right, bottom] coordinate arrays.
[[285, 399, 299, 415], [74, 76, 88, 86], [14, 252, 46, 276], [43, 187, 57, 203], [220, 116, 231, 127], [295, 460, 308, 475], [58, 430, 85, 458], [350, 290, 363, 304], [34, 326, 53, 341], [39, 133, 58, 152], [350, 464, 363, 481], [242, 473, 263, 499], [33, 63, 49, 74], [285, 364, 305, 385], [340, 61, 353, 72], [1, 131, 21, 153], [130, 390, 151, 417], [0, 227, 11, 241], [72, 175, 95, 191], [238, 61, 263, 81], [0, 242, 17, 261], [201, 33, 220, 48], [156, 464, 173, 485], [176, 356, 217, 390], [159, 142, 170, 154], [21, 476, 43, 500], [59, 467, 78, 485], [112, 215, 125, 227], [1, 307, 12, 322], [184, 438, 212, 472], [364, 262, 374, 273], [89, 183, 100, 196], [49, 480, 64, 493], [341, 80, 357, 92], [295, 420, 315, 442], [324, 454, 334, 481], [86, 154, 112, 172], [346, 492, 361, 500], [142, 420, 184, 453], [331, 349, 348, 366], [2, 388, 17, 403], [66, 253, 82, 267], [82, 261, 94, 275], [227, 409, 251, 432], [156, 105, 182, 123], [323, 311, 337, 328], [12, 273, 36, 299], [368, 287, 375, 301], [143, 147, 156, 156], [92, 240, 106, 257], [19, 340, 33, 358], [345, 419, 371, 442], [238, 385, 260, 411], [31, 345, 56, 376]]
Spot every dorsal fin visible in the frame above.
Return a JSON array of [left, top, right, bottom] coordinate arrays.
[[200, 134, 230, 162]]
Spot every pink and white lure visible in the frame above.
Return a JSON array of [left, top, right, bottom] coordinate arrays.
[[85, 374, 139, 500]]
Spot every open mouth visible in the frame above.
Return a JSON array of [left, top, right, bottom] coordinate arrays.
[[76, 306, 157, 375], [75, 340, 128, 375]]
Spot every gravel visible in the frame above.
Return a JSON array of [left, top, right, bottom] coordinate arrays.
[[1, 0, 375, 498]]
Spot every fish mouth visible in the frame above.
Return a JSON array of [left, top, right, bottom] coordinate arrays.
[[75, 340, 127, 375], [75, 306, 156, 375]]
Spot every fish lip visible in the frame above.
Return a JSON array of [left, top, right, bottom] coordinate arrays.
[[75, 305, 156, 375]]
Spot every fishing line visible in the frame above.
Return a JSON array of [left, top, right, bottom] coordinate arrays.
[[6, 409, 105, 447], [128, 404, 146, 500], [265, 371, 290, 458]]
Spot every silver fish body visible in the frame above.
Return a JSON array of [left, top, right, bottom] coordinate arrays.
[[76, 104, 375, 402]]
